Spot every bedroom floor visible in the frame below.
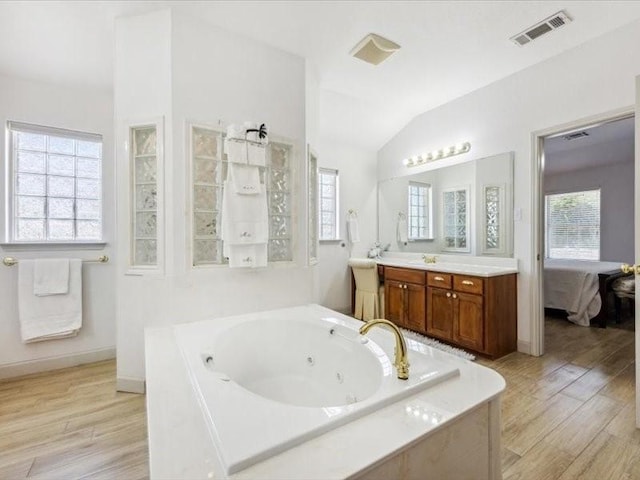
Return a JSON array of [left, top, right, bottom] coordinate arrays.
[[0, 318, 636, 480], [478, 316, 638, 479]]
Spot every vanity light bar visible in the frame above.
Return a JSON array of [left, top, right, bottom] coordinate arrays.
[[402, 142, 471, 167]]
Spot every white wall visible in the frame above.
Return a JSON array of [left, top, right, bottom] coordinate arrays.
[[0, 74, 115, 376], [378, 18, 640, 351], [316, 139, 378, 312], [545, 161, 634, 262], [115, 10, 314, 385]]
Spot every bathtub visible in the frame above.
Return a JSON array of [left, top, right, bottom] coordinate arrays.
[[174, 305, 460, 476]]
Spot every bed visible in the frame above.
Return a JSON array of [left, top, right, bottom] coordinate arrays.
[[544, 259, 624, 326]]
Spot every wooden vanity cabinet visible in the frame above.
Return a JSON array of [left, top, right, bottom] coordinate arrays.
[[384, 267, 426, 333], [426, 271, 517, 358]]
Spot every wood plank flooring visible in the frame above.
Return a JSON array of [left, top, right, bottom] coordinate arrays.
[[0, 317, 635, 479], [478, 317, 638, 479], [0, 360, 148, 479]]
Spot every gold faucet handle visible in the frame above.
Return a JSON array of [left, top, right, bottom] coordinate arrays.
[[621, 264, 640, 275]]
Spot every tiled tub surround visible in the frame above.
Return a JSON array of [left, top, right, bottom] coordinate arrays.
[[146, 305, 505, 479]]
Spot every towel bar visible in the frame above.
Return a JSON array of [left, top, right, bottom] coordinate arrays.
[[3, 255, 109, 267]]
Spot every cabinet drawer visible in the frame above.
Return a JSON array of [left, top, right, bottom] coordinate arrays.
[[427, 272, 452, 289], [385, 267, 426, 285], [453, 275, 484, 295]]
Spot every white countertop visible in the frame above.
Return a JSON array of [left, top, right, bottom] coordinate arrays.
[[377, 258, 518, 277], [145, 304, 505, 480]]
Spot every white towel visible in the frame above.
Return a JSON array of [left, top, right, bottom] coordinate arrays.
[[226, 124, 246, 141], [221, 180, 269, 267], [229, 163, 261, 195], [18, 259, 82, 343], [247, 144, 266, 167], [225, 139, 247, 164], [34, 258, 70, 296], [347, 217, 361, 243], [222, 222, 269, 256], [397, 217, 408, 243], [226, 244, 268, 268]]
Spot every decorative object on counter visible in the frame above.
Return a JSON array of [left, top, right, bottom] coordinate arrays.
[[347, 209, 360, 243], [348, 258, 383, 320], [396, 212, 408, 244], [367, 242, 390, 259], [402, 142, 471, 167]]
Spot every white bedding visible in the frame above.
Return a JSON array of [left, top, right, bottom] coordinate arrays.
[[544, 259, 622, 326]]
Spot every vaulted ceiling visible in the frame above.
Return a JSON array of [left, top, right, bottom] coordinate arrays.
[[1, 1, 640, 150]]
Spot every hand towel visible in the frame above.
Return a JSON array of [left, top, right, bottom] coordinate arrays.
[[226, 124, 246, 141], [247, 144, 266, 167], [222, 222, 269, 256], [347, 217, 361, 243], [225, 139, 247, 164], [33, 258, 70, 296], [227, 244, 268, 268], [397, 217, 408, 243], [229, 163, 261, 195], [18, 259, 82, 343]]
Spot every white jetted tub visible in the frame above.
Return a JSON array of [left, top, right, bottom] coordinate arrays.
[[174, 306, 460, 475]]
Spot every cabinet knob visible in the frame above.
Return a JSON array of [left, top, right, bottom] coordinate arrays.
[[404, 284, 408, 289], [434, 276, 445, 282], [462, 280, 474, 286], [452, 293, 458, 299], [446, 292, 451, 298]]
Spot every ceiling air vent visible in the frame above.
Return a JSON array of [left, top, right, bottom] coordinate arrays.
[[510, 10, 572, 46], [350, 33, 401, 65], [563, 131, 589, 141]]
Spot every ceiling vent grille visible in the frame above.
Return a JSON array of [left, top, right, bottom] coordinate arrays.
[[563, 131, 589, 141], [510, 11, 572, 46]]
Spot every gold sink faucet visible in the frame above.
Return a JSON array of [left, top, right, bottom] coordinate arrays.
[[422, 254, 437, 264], [359, 319, 409, 380]]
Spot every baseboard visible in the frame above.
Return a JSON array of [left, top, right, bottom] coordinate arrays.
[[0, 346, 116, 380], [117, 376, 146, 394], [517, 339, 532, 355]]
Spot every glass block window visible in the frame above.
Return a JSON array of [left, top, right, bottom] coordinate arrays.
[[190, 125, 293, 266], [546, 189, 600, 260], [407, 181, 432, 240], [8, 121, 102, 242], [442, 187, 469, 251], [319, 168, 339, 241], [131, 126, 158, 266], [484, 186, 501, 251]]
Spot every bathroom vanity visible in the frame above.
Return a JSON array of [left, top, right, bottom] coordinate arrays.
[[351, 256, 518, 359], [145, 304, 505, 479]]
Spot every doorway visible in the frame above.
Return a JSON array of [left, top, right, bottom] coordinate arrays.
[[531, 107, 635, 356]]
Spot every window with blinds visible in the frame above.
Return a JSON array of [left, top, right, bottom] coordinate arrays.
[[7, 121, 103, 243], [545, 189, 600, 260]]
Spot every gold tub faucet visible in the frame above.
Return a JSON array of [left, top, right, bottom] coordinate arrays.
[[359, 319, 409, 380], [422, 254, 437, 264]]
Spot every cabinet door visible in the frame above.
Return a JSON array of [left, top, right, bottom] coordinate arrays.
[[426, 287, 453, 340], [406, 283, 426, 333], [453, 292, 484, 351], [385, 280, 406, 327]]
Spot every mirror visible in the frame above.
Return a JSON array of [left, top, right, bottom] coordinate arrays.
[[378, 152, 513, 257]]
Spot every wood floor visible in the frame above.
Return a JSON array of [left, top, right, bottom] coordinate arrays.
[[479, 317, 638, 479], [0, 318, 635, 480], [0, 361, 148, 479]]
